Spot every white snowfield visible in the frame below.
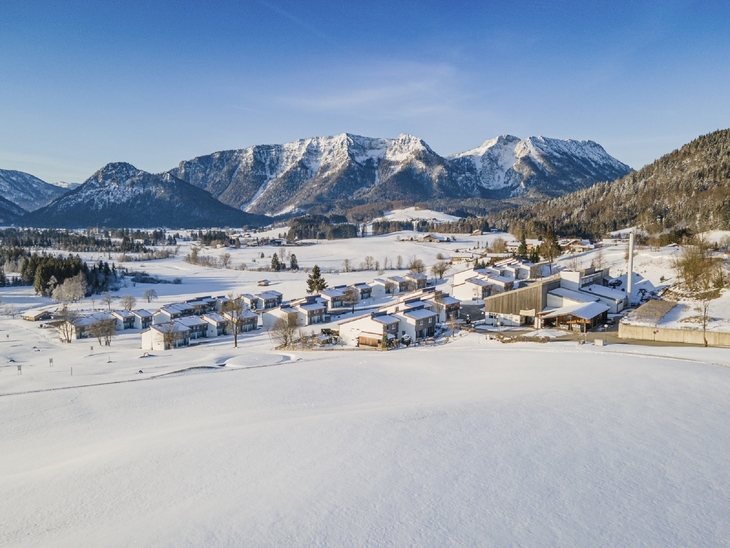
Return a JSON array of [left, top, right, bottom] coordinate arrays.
[[2, 226, 730, 546], [2, 334, 730, 547]]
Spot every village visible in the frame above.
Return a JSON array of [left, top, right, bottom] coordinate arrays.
[[7, 215, 730, 363]]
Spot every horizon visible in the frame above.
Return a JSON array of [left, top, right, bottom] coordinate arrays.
[[2, 1, 729, 183]]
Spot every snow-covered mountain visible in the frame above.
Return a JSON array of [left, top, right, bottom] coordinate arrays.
[[0, 195, 26, 225], [22, 163, 270, 229], [449, 135, 633, 198], [0, 169, 68, 211], [168, 133, 632, 216]]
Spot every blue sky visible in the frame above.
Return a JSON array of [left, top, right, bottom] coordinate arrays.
[[1, 0, 729, 183]]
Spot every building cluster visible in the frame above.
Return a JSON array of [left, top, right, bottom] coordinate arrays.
[[481, 267, 626, 332], [338, 287, 460, 347]]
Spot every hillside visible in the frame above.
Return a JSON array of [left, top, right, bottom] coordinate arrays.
[[490, 129, 730, 239], [0, 169, 68, 211], [0, 195, 26, 225], [21, 163, 270, 229], [168, 133, 631, 217]]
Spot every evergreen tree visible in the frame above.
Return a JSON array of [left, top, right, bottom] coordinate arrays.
[[290, 254, 298, 270], [306, 265, 327, 294], [517, 234, 528, 259], [271, 253, 281, 271]]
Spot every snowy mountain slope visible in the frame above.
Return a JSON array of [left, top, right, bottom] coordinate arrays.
[[21, 163, 270, 228], [0, 169, 68, 211], [449, 135, 632, 198], [169, 133, 631, 216], [0, 195, 26, 225]]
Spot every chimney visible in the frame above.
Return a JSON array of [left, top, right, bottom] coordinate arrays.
[[626, 231, 635, 306]]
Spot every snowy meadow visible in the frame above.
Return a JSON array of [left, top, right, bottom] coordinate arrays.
[[2, 224, 730, 547]]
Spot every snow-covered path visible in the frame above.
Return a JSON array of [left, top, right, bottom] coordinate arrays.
[[2, 338, 729, 547]]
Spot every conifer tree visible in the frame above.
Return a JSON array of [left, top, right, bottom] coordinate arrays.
[[306, 265, 327, 294]]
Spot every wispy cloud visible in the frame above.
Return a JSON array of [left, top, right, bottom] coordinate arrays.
[[276, 62, 470, 119], [254, 0, 341, 49]]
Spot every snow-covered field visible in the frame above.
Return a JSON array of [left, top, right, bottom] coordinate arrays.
[[2, 225, 730, 546], [3, 333, 730, 547]]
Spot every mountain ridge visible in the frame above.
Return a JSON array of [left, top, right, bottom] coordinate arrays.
[[21, 163, 270, 229], [168, 132, 631, 216]]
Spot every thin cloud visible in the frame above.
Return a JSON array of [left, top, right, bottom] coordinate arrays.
[[254, 0, 341, 49]]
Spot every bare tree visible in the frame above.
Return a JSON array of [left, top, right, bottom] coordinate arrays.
[[221, 296, 249, 348], [101, 291, 115, 312], [430, 260, 451, 280], [396, 255, 403, 270], [342, 258, 353, 272], [219, 253, 232, 269], [407, 255, 426, 274], [158, 322, 184, 350], [119, 294, 136, 311], [269, 314, 298, 349], [343, 286, 360, 313], [90, 318, 117, 346], [143, 288, 158, 303], [361, 255, 375, 270], [56, 306, 80, 343], [491, 237, 507, 254], [591, 247, 605, 271]]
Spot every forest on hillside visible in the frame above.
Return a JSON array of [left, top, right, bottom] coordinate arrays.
[[489, 129, 730, 240]]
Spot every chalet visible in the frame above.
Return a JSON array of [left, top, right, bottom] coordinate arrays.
[[59, 312, 115, 342], [292, 296, 326, 326], [395, 306, 438, 340], [111, 310, 135, 330], [176, 316, 209, 339], [321, 287, 347, 309], [419, 233, 444, 243], [202, 313, 228, 337], [405, 271, 428, 289], [452, 277, 493, 301], [153, 303, 195, 324], [559, 239, 594, 253], [368, 279, 390, 298], [185, 297, 217, 315], [338, 312, 400, 347], [261, 306, 299, 329], [222, 309, 259, 333], [351, 282, 372, 300], [258, 291, 283, 310], [141, 322, 190, 351], [22, 307, 55, 322], [131, 309, 153, 329], [387, 276, 409, 294]]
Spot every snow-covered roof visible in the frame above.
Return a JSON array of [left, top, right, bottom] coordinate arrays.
[[550, 287, 598, 303], [202, 313, 226, 323], [406, 272, 427, 280], [112, 309, 134, 318], [259, 291, 282, 299], [436, 296, 460, 305], [465, 277, 492, 287], [539, 301, 609, 321], [372, 314, 399, 325], [176, 316, 208, 328], [403, 308, 437, 320], [150, 322, 189, 334], [131, 309, 153, 318], [297, 302, 326, 312], [322, 288, 345, 298], [580, 284, 626, 301]]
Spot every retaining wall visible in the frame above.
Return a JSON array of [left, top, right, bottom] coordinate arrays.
[[619, 323, 730, 347]]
